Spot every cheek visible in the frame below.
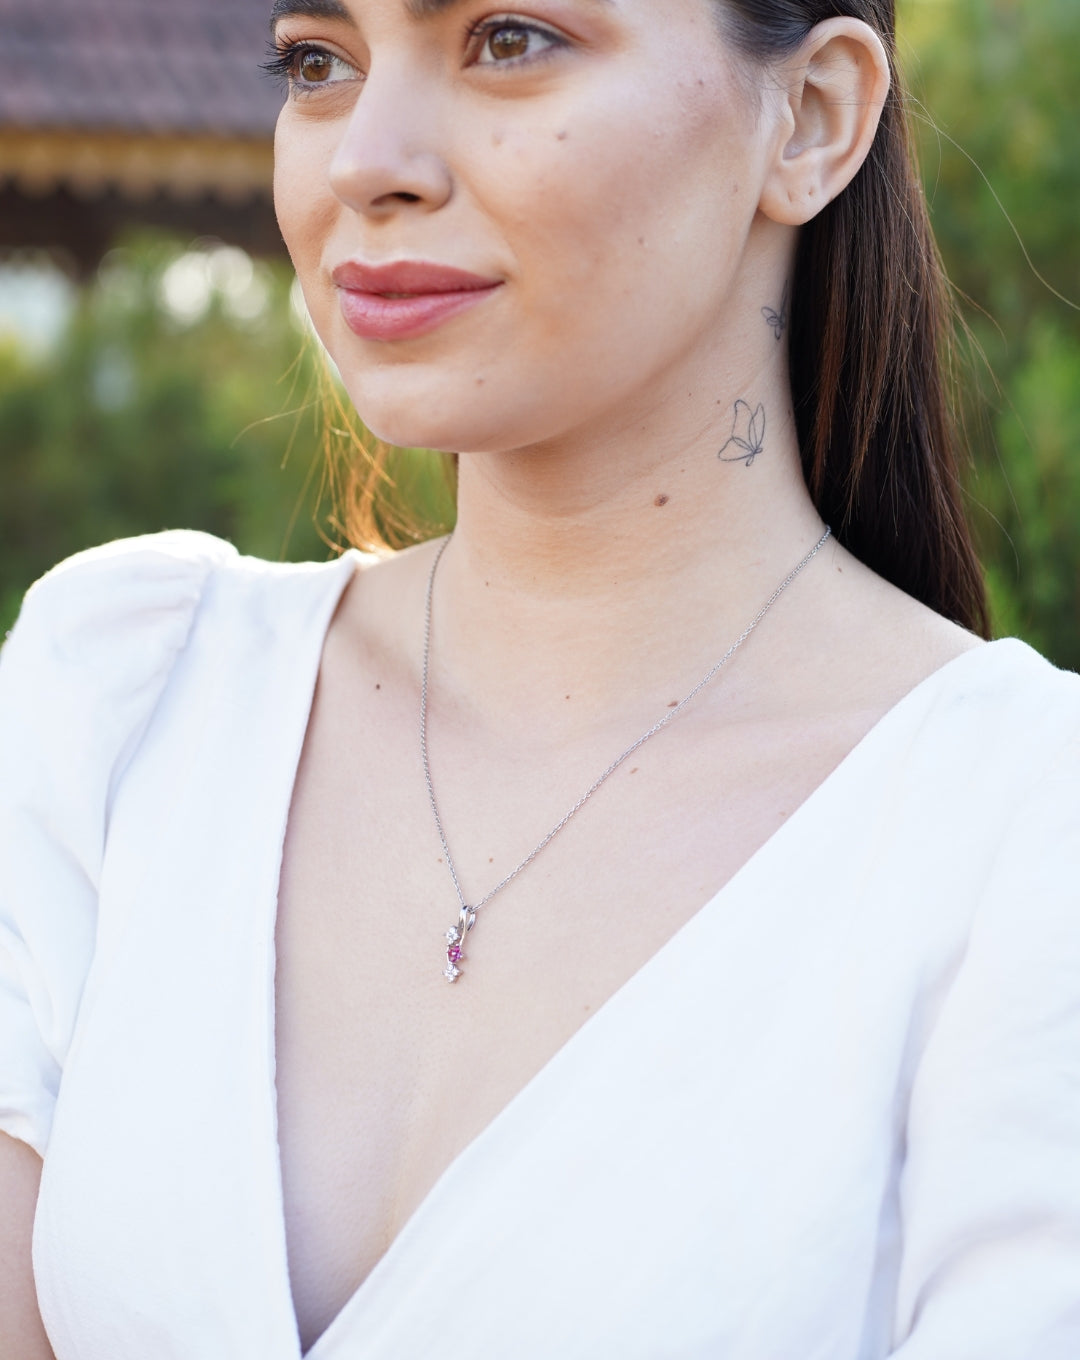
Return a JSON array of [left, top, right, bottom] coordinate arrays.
[[477, 75, 758, 355], [273, 115, 340, 296]]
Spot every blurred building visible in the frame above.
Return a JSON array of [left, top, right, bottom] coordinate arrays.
[[0, 0, 286, 273]]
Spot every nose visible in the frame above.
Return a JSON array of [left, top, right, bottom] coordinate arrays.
[[328, 62, 453, 217]]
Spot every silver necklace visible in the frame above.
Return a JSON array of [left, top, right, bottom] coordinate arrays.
[[421, 526, 832, 983]]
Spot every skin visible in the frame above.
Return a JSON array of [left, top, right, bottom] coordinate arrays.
[[1, 1, 981, 1354], [0, 1133, 52, 1359]]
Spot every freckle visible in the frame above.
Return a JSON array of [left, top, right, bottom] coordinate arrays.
[[489, 856, 495, 863], [437, 857, 444, 864], [375, 683, 381, 690], [630, 767, 639, 775], [637, 236, 646, 246], [492, 130, 504, 147], [476, 377, 485, 387], [566, 694, 572, 700], [654, 494, 670, 507], [556, 130, 569, 141], [668, 701, 679, 708]]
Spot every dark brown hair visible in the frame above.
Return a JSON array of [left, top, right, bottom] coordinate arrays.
[[327, 0, 990, 636], [719, 0, 989, 635]]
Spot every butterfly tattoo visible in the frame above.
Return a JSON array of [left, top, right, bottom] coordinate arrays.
[[761, 284, 789, 341], [717, 399, 766, 466]]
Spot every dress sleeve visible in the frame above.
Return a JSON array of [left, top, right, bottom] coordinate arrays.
[[0, 531, 236, 1157], [891, 693, 1080, 1357]]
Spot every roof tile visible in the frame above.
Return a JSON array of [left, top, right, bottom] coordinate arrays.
[[0, 0, 284, 137]]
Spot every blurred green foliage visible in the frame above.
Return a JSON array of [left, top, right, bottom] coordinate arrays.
[[0, 239, 329, 633], [1, 0, 1078, 666], [903, 0, 1080, 666]]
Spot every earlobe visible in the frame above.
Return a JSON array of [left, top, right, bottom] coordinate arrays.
[[758, 18, 891, 227]]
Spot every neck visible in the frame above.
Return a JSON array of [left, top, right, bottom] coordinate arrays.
[[428, 349, 827, 737]]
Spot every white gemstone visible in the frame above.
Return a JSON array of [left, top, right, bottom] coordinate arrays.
[[446, 928, 460, 944], [443, 963, 461, 982]]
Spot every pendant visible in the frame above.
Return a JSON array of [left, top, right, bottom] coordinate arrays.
[[444, 906, 477, 983]]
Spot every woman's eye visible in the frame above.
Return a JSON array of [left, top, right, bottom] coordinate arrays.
[[297, 47, 357, 86], [267, 43, 358, 91], [473, 21, 563, 67]]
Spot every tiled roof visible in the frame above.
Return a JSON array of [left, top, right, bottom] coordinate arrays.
[[0, 0, 282, 138]]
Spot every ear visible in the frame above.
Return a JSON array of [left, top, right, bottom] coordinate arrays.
[[758, 18, 891, 226]]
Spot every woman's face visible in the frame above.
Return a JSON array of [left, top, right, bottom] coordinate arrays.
[[273, 0, 781, 454]]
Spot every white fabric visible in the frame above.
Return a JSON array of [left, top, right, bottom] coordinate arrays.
[[1, 530, 1079, 1360]]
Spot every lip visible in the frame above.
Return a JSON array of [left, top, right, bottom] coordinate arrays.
[[331, 260, 503, 341]]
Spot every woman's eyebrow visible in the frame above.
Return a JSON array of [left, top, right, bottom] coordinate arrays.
[[269, 0, 355, 29], [405, 0, 489, 13], [269, 0, 611, 25], [408, 0, 611, 10], [267, 0, 495, 25]]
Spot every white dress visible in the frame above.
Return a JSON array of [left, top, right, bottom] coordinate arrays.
[[1, 531, 1079, 1360]]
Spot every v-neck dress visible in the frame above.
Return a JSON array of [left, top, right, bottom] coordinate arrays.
[[2, 531, 1079, 1360]]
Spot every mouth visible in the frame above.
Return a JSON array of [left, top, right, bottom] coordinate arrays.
[[331, 259, 503, 342]]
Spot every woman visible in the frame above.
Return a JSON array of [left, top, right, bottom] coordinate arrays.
[[2, 1, 1078, 1356]]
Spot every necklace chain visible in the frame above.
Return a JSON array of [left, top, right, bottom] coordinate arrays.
[[421, 525, 832, 982]]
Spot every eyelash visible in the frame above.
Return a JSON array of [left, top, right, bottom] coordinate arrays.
[[261, 14, 567, 91]]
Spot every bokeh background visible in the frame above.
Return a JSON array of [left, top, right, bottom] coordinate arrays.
[[1, 0, 1077, 665]]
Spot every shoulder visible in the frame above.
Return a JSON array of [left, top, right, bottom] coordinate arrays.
[[927, 638, 1080, 775], [898, 641, 1080, 943], [3, 529, 237, 668], [884, 638, 1080, 862], [0, 534, 235, 878], [815, 545, 1078, 778], [0, 531, 359, 870], [1, 531, 236, 775], [3, 528, 363, 676]]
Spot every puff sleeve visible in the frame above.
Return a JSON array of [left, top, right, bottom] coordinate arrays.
[[891, 682, 1080, 1357], [0, 531, 236, 1157]]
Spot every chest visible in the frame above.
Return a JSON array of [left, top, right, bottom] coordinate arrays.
[[34, 649, 979, 1360], [272, 673, 872, 1351]]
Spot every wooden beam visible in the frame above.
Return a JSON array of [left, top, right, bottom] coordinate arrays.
[[0, 130, 274, 203], [0, 184, 288, 276]]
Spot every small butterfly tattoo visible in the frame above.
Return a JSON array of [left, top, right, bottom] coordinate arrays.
[[718, 399, 766, 466], [761, 285, 789, 341]]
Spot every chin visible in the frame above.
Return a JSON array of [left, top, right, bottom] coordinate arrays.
[[342, 379, 483, 454], [336, 364, 540, 456]]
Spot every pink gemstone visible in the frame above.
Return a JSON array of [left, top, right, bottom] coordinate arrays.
[[448, 946, 462, 963]]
